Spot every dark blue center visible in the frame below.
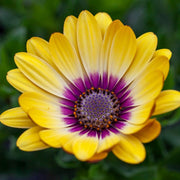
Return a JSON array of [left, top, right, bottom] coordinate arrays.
[[81, 92, 113, 120], [74, 88, 121, 131]]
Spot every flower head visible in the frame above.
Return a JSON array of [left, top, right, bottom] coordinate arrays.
[[1, 10, 180, 164]]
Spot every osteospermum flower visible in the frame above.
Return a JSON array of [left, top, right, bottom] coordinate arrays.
[[1, 10, 180, 164]]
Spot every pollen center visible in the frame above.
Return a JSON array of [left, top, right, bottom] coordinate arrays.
[[74, 87, 121, 131]]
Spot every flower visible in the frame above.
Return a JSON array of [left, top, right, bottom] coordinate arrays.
[[1, 10, 180, 164]]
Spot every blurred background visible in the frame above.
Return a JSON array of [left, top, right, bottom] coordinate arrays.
[[0, 0, 180, 179]]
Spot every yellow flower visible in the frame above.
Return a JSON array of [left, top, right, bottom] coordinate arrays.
[[1, 10, 180, 164]]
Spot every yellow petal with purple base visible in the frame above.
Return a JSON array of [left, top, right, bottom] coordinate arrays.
[[124, 100, 154, 125], [97, 132, 120, 153], [119, 116, 161, 134], [119, 122, 145, 134], [99, 20, 123, 75], [77, 10, 102, 74], [108, 26, 136, 79], [49, 32, 84, 81]]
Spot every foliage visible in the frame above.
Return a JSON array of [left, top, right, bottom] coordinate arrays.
[[0, 0, 180, 179]]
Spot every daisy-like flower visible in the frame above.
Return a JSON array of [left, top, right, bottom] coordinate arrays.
[[1, 10, 180, 164]]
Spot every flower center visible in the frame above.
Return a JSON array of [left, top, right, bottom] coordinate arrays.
[[74, 87, 121, 131]]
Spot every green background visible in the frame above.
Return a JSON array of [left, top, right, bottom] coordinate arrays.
[[0, 0, 180, 179]]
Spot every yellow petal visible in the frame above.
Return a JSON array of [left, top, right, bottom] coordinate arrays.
[[19, 92, 60, 113], [97, 131, 120, 153], [40, 128, 78, 151], [129, 71, 163, 105], [120, 115, 160, 134], [95, 12, 112, 37], [99, 20, 123, 75], [119, 121, 145, 134], [77, 10, 102, 74], [29, 108, 67, 128], [7, 69, 46, 94], [15, 52, 66, 97], [153, 49, 172, 60], [112, 134, 146, 164], [26, 37, 55, 67], [0, 107, 35, 128], [49, 33, 84, 81], [59, 129, 79, 154], [133, 119, 161, 143], [124, 32, 157, 84], [88, 152, 108, 162], [17, 126, 49, 151], [40, 126, 78, 154], [39, 129, 62, 148], [63, 15, 79, 55], [108, 26, 136, 79], [72, 133, 99, 161], [152, 90, 180, 116], [146, 56, 169, 80], [124, 100, 154, 125]]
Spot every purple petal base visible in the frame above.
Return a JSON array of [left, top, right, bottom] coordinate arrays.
[[61, 106, 74, 115], [60, 72, 134, 139], [90, 73, 100, 88]]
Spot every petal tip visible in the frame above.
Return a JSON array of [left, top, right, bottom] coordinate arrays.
[[78, 10, 93, 18]]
